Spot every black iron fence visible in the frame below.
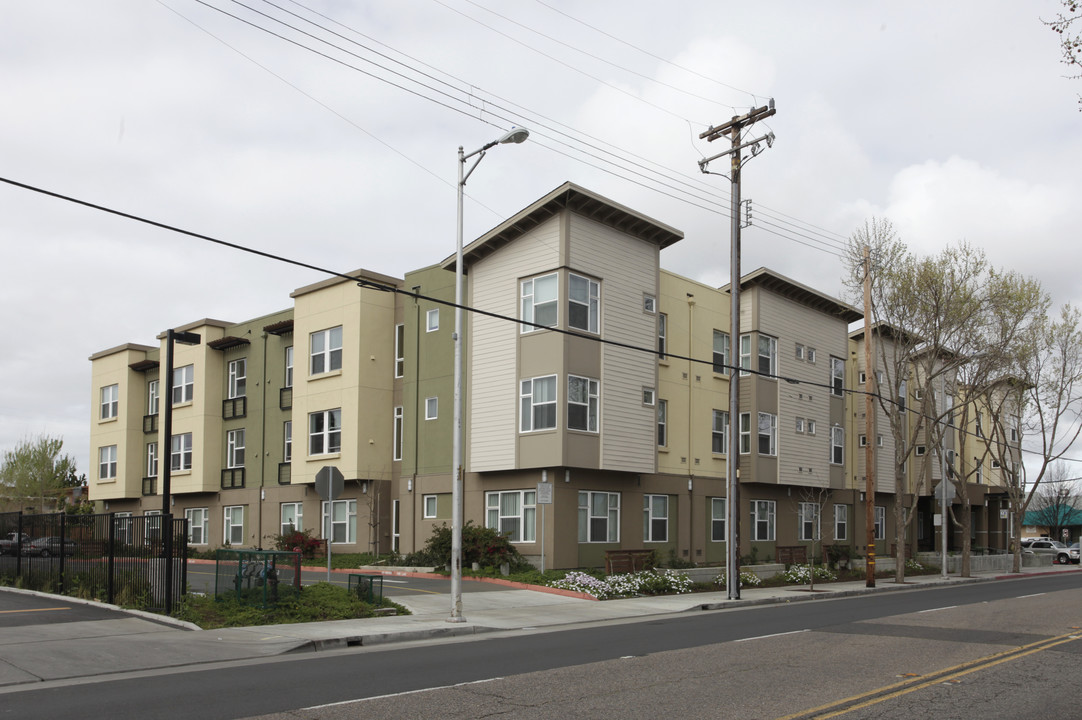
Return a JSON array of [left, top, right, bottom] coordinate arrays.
[[0, 511, 187, 614]]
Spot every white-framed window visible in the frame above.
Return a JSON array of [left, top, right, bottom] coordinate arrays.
[[752, 500, 775, 541], [831, 425, 844, 465], [657, 313, 667, 359], [975, 413, 984, 438], [99, 445, 117, 480], [425, 397, 438, 421], [227, 429, 245, 469], [876, 435, 884, 447], [758, 412, 777, 456], [739, 412, 751, 454], [859, 434, 868, 448], [834, 504, 848, 541], [146, 442, 158, 478], [423, 494, 438, 519], [284, 346, 293, 388], [283, 421, 292, 462], [713, 330, 730, 375], [486, 490, 536, 543], [322, 499, 356, 544], [992, 459, 1002, 469], [148, 380, 159, 415], [170, 433, 192, 471], [859, 370, 884, 385], [228, 358, 246, 399], [224, 506, 244, 545], [643, 294, 656, 313], [798, 502, 820, 541], [642, 387, 656, 406], [807, 348, 816, 364], [100, 384, 119, 420], [807, 419, 817, 435], [916, 445, 926, 456], [426, 308, 439, 332], [712, 410, 729, 454], [874, 506, 886, 540], [897, 380, 907, 414], [758, 335, 777, 376], [309, 409, 342, 455], [578, 491, 620, 543], [739, 334, 752, 376], [394, 324, 405, 378], [1010, 427, 1019, 442], [144, 510, 161, 542], [281, 502, 303, 534], [830, 357, 844, 396], [310, 326, 343, 374], [657, 399, 667, 447], [114, 512, 133, 545], [521, 273, 557, 332], [643, 494, 669, 543], [914, 388, 924, 401], [520, 375, 557, 432], [711, 498, 726, 542], [172, 365, 194, 405], [567, 375, 599, 432], [568, 273, 600, 333], [795, 417, 805, 434], [795, 343, 805, 361], [976, 463, 983, 484], [186, 507, 208, 545], [393, 407, 403, 462]]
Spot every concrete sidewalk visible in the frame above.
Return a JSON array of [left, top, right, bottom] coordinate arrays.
[[0, 564, 1077, 688]]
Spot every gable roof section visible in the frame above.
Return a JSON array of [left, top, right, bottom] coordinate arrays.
[[724, 267, 862, 323], [442, 182, 683, 271]]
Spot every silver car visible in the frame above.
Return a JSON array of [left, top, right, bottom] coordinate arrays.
[[1023, 540, 1077, 565]]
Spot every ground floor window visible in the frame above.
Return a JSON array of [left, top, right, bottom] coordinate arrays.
[[185, 507, 208, 545], [579, 491, 619, 543], [144, 510, 161, 542], [224, 506, 244, 545], [485, 490, 536, 543], [322, 499, 356, 544], [114, 512, 133, 545], [834, 504, 848, 541], [281, 502, 303, 534], [874, 505, 886, 540], [751, 500, 775, 541], [643, 494, 668, 542], [711, 498, 726, 542], [798, 502, 820, 541]]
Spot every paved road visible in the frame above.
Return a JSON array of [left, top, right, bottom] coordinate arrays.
[[0, 592, 155, 628]]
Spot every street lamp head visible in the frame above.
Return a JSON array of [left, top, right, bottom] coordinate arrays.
[[498, 127, 530, 145]]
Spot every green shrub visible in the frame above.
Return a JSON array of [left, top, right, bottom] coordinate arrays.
[[415, 522, 525, 570]]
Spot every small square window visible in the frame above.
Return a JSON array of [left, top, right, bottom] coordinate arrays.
[[795, 417, 805, 433], [643, 295, 656, 314], [806, 419, 816, 435], [795, 344, 805, 361], [423, 495, 437, 519], [642, 388, 655, 406], [807, 348, 816, 364], [426, 309, 439, 332], [425, 397, 438, 420]]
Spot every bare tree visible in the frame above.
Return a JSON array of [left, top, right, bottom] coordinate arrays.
[[1028, 464, 1081, 542], [794, 486, 832, 591], [1045, 0, 1082, 109]]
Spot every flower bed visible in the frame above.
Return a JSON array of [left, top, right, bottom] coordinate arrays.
[[548, 568, 694, 600]]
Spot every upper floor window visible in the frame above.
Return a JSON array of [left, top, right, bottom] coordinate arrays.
[[309, 408, 342, 455], [100, 384, 119, 420], [147, 380, 159, 415], [394, 324, 405, 378], [568, 273, 599, 333], [807, 348, 817, 364], [831, 425, 844, 465], [283, 421, 292, 462], [657, 314, 667, 359], [393, 407, 403, 462], [739, 412, 751, 454], [521, 273, 558, 332], [657, 400, 667, 447], [520, 375, 557, 432], [712, 410, 728, 454], [172, 365, 194, 405], [643, 295, 656, 313], [99, 445, 117, 480], [713, 331, 730, 375], [310, 327, 342, 375], [758, 412, 777, 456], [567, 375, 599, 432], [284, 346, 294, 388], [228, 358, 247, 399], [227, 429, 245, 469], [146, 442, 158, 478], [171, 432, 192, 471], [739, 335, 752, 376], [758, 335, 777, 376], [425, 397, 438, 421], [830, 357, 844, 397], [426, 308, 439, 332]]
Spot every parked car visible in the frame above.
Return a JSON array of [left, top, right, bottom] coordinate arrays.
[[1022, 539, 1077, 564], [1019, 537, 1051, 548], [1070, 543, 1081, 564], [0, 532, 30, 555], [28, 537, 77, 557]]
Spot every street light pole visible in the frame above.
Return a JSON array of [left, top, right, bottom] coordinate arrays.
[[450, 127, 529, 623]]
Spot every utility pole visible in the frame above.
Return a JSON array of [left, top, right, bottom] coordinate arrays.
[[863, 245, 876, 588], [699, 100, 776, 600]]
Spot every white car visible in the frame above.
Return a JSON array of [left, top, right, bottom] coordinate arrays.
[[1023, 540, 1077, 564]]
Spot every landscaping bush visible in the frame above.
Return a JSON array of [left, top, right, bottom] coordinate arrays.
[[548, 568, 693, 599], [713, 570, 763, 588], [271, 528, 323, 559], [413, 522, 528, 570], [780, 565, 837, 584]]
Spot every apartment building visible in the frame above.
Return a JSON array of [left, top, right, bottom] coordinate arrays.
[[88, 181, 1009, 568]]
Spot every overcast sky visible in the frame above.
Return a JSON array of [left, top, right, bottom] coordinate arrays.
[[2, 1, 1079, 476]]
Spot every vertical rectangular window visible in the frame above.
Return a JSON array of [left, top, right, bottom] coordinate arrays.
[[281, 502, 303, 534], [712, 410, 728, 454], [739, 334, 751, 376], [283, 421, 292, 462], [739, 412, 751, 454], [170, 433, 192, 471], [807, 419, 817, 435], [711, 498, 726, 542], [831, 425, 844, 465], [643, 495, 668, 542], [657, 400, 667, 447], [795, 417, 805, 433], [309, 409, 342, 455], [874, 506, 886, 540], [186, 508, 208, 545], [834, 504, 848, 540], [485, 490, 536, 542], [578, 491, 620, 543], [830, 357, 844, 396], [798, 502, 820, 541], [101, 384, 119, 420], [227, 429, 245, 469], [425, 397, 438, 420], [567, 375, 599, 432], [146, 442, 158, 478], [393, 407, 403, 461], [284, 346, 293, 388], [426, 308, 439, 332], [758, 412, 777, 456], [172, 365, 194, 405], [712, 330, 730, 374], [228, 358, 247, 399], [657, 313, 667, 359], [423, 495, 438, 519], [147, 380, 159, 415], [394, 324, 405, 378], [758, 335, 777, 376], [322, 499, 356, 544], [520, 375, 557, 432], [99, 445, 117, 479], [752, 500, 776, 541], [897, 380, 907, 414], [795, 344, 805, 361], [568, 273, 600, 333], [223, 506, 244, 545], [643, 295, 656, 313], [642, 388, 655, 406], [310, 326, 343, 374], [521, 273, 558, 331], [807, 348, 816, 364]]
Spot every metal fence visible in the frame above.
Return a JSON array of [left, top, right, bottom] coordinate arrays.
[[0, 511, 187, 614]]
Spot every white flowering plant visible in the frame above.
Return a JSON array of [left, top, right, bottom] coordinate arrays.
[[548, 568, 694, 600], [905, 558, 924, 573], [780, 565, 837, 583], [713, 570, 763, 588]]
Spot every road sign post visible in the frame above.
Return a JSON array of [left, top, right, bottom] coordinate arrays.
[[537, 481, 553, 573], [315, 466, 344, 582]]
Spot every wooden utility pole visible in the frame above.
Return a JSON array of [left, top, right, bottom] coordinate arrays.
[[863, 245, 876, 588]]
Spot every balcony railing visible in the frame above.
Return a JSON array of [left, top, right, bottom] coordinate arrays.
[[222, 397, 247, 420], [221, 468, 245, 489], [280, 386, 293, 410], [143, 414, 159, 434], [278, 462, 291, 485], [142, 477, 157, 496]]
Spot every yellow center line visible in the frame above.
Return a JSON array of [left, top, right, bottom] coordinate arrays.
[[0, 607, 71, 614]]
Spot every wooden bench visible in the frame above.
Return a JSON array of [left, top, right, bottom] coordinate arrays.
[[604, 549, 655, 575], [776, 546, 808, 565]]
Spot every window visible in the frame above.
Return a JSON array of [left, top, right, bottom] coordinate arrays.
[[976, 463, 983, 484], [322, 499, 356, 544], [643, 495, 668, 542], [712, 410, 728, 454], [144, 511, 161, 542], [807, 348, 816, 364], [310, 326, 343, 374], [831, 425, 844, 465], [859, 434, 867, 448], [752, 500, 775, 541], [568, 273, 599, 333], [423, 495, 438, 519], [228, 358, 246, 399], [520, 375, 557, 432], [711, 498, 726, 542], [172, 365, 194, 405], [712, 330, 730, 375], [100, 384, 119, 420], [657, 400, 667, 447], [186, 508, 208, 545], [309, 409, 342, 455], [1010, 427, 1019, 442], [914, 388, 924, 401], [394, 324, 405, 378], [224, 506, 244, 545], [657, 313, 667, 359], [898, 380, 906, 414], [798, 502, 820, 541], [975, 413, 984, 438], [739, 412, 751, 454], [281, 502, 303, 534], [916, 445, 926, 456], [578, 491, 619, 543], [283, 421, 292, 462], [425, 397, 438, 421], [876, 435, 884, 447], [830, 357, 844, 396], [146, 442, 158, 478], [521, 273, 557, 331], [486, 490, 536, 542], [874, 506, 886, 540], [758, 412, 777, 456], [567, 375, 599, 432], [227, 429, 245, 469], [807, 419, 817, 435], [739, 334, 751, 376], [992, 459, 1002, 469], [859, 370, 884, 385], [758, 335, 777, 376], [795, 417, 805, 434], [284, 346, 293, 388], [795, 344, 805, 361], [834, 504, 848, 541], [114, 513, 133, 545], [147, 380, 159, 415], [642, 387, 655, 406], [99, 445, 117, 480], [393, 407, 403, 462], [170, 433, 192, 471], [643, 295, 656, 313]]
